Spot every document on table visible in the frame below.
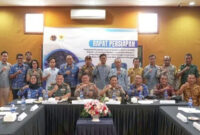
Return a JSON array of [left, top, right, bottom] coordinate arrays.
[[0, 112, 18, 116], [71, 99, 93, 104], [17, 99, 36, 104], [0, 107, 18, 111], [160, 100, 176, 104], [178, 107, 200, 113], [0, 107, 11, 111], [105, 99, 121, 105], [138, 100, 154, 104], [193, 122, 200, 132]]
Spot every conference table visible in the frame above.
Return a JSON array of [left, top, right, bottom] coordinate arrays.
[[0, 104, 45, 135], [158, 106, 200, 135], [0, 101, 199, 135]]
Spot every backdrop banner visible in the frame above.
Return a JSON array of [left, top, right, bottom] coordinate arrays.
[[43, 27, 138, 69]]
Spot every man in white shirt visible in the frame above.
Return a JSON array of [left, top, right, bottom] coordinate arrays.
[[43, 58, 59, 90]]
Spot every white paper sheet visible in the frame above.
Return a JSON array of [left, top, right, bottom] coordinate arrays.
[[178, 107, 200, 113], [160, 100, 175, 104], [193, 122, 200, 132], [18, 112, 27, 121], [138, 100, 154, 104], [17, 99, 36, 104], [71, 99, 93, 104], [30, 104, 39, 112], [105, 99, 121, 105], [176, 112, 188, 123], [0, 112, 18, 116]]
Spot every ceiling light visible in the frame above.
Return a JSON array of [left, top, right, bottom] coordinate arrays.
[[189, 1, 195, 6]]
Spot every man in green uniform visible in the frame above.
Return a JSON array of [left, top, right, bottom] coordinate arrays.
[[177, 53, 199, 85], [48, 74, 71, 100]]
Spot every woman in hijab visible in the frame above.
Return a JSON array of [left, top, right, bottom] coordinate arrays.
[[18, 75, 44, 99]]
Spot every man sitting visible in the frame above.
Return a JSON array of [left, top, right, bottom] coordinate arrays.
[[154, 75, 174, 99], [176, 74, 200, 106], [74, 74, 99, 99], [100, 75, 125, 99], [127, 75, 148, 99], [48, 74, 71, 100]]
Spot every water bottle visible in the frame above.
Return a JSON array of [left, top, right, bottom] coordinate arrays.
[[27, 90, 31, 99], [139, 91, 143, 100], [112, 89, 116, 100], [188, 97, 193, 108], [164, 90, 168, 100], [44, 90, 49, 101], [10, 102, 16, 113], [21, 96, 26, 111], [80, 90, 84, 99]]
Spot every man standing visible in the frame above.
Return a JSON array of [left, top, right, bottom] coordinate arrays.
[[109, 58, 128, 91], [156, 56, 178, 89], [177, 53, 199, 85], [43, 58, 59, 90], [0, 51, 11, 106], [24, 51, 32, 68], [78, 56, 94, 82], [59, 55, 79, 96], [93, 54, 110, 90], [128, 58, 143, 84], [143, 54, 159, 91], [9, 53, 29, 99]]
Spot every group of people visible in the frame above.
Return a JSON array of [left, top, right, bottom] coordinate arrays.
[[0, 51, 200, 106]]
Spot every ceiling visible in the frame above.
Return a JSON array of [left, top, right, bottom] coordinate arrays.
[[0, 0, 199, 7]]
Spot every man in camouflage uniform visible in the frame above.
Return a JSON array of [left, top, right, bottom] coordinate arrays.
[[48, 74, 71, 100], [101, 75, 125, 98], [75, 74, 98, 99], [78, 56, 94, 82]]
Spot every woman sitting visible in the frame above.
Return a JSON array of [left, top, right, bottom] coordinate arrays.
[[18, 75, 44, 99]]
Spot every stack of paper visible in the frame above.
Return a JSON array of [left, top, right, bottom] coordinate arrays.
[[3, 113, 17, 122], [105, 99, 121, 105], [0, 107, 12, 111], [138, 100, 154, 104], [17, 99, 36, 104], [176, 112, 188, 123], [0, 112, 18, 116], [193, 122, 200, 132], [160, 100, 175, 104], [178, 107, 200, 113], [42, 98, 58, 104], [72, 99, 93, 104]]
